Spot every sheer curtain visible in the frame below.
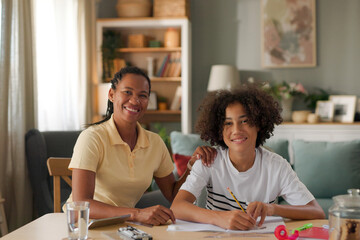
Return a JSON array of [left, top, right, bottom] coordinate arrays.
[[0, 0, 95, 231], [0, 0, 35, 230], [33, 0, 94, 131]]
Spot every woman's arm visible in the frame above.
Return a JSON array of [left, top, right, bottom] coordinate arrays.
[[154, 146, 217, 202], [246, 199, 326, 226], [171, 190, 256, 230], [72, 169, 175, 225]]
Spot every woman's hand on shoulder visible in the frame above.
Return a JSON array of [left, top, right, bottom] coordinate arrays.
[[246, 201, 274, 227], [132, 205, 175, 226], [190, 146, 217, 168], [214, 210, 256, 230]]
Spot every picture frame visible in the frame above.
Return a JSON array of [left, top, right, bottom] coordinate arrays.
[[147, 91, 157, 110], [261, 0, 317, 68], [315, 101, 334, 122], [329, 95, 357, 123]]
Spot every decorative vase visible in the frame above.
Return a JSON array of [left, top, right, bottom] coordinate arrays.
[[280, 98, 293, 122], [292, 110, 311, 123], [164, 28, 180, 48]]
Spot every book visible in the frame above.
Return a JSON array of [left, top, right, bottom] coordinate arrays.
[[162, 53, 174, 77], [156, 54, 170, 77], [170, 86, 182, 110], [172, 52, 182, 77]]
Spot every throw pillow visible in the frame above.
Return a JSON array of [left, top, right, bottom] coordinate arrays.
[[264, 138, 290, 162], [170, 131, 210, 156], [173, 153, 191, 177], [293, 139, 360, 198]]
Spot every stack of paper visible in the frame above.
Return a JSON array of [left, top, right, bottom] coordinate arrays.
[[167, 216, 284, 234]]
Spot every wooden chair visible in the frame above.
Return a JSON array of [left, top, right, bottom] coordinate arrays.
[[46, 158, 72, 212], [0, 192, 8, 236]]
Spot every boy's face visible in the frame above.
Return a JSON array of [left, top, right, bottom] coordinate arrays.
[[222, 102, 259, 153]]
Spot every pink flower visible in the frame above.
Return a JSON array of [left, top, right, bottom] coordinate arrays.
[[294, 83, 307, 94]]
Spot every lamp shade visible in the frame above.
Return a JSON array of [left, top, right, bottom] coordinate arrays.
[[207, 65, 240, 91], [98, 83, 111, 116]]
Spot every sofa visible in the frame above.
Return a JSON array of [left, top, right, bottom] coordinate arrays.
[[169, 131, 360, 217], [25, 129, 170, 219], [25, 129, 360, 219]]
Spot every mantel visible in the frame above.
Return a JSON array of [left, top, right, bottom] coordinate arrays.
[[281, 121, 360, 126], [270, 122, 360, 163]]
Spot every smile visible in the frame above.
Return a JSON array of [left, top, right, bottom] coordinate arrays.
[[231, 137, 247, 143], [124, 106, 140, 113]]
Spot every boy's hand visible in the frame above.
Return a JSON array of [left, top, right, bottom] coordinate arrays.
[[214, 210, 256, 230], [246, 202, 274, 226]]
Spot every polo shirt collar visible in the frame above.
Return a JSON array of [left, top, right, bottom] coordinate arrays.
[[107, 115, 150, 149]]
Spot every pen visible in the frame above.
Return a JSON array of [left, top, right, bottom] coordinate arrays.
[[291, 223, 313, 233], [226, 187, 246, 213]]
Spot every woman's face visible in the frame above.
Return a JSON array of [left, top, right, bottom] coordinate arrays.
[[108, 73, 150, 125], [222, 102, 259, 153]]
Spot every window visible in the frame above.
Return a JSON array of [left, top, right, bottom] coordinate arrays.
[[33, 0, 82, 130]]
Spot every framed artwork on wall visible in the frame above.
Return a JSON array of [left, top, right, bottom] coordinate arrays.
[[261, 0, 317, 68], [329, 95, 357, 123], [315, 101, 334, 122]]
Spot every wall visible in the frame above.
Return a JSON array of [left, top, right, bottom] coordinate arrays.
[[191, 0, 360, 128], [97, 0, 360, 132]]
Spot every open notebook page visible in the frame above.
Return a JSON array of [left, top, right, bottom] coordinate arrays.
[[167, 216, 284, 234]]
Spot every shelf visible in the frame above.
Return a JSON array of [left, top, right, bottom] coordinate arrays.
[[104, 77, 181, 83], [97, 17, 189, 22], [96, 18, 191, 133], [145, 110, 181, 115], [116, 47, 181, 53], [151, 77, 181, 82], [140, 110, 181, 125], [282, 121, 360, 125]]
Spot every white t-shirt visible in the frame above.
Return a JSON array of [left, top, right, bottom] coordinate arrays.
[[180, 147, 314, 211]]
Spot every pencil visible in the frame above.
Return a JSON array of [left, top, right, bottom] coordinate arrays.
[[227, 187, 246, 213]]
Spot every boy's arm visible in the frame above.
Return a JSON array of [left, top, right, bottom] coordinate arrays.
[[247, 199, 325, 226], [269, 199, 325, 219], [171, 190, 256, 230]]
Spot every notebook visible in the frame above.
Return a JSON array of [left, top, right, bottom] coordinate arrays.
[[88, 214, 130, 229]]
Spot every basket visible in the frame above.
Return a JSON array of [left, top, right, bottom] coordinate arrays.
[[116, 0, 152, 18], [153, 0, 190, 18]]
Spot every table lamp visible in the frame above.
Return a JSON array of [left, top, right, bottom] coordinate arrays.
[[207, 65, 240, 91], [98, 83, 111, 116]]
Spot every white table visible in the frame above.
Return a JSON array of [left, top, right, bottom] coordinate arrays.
[[1, 213, 328, 240]]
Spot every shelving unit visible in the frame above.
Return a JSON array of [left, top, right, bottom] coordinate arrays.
[[96, 18, 191, 133]]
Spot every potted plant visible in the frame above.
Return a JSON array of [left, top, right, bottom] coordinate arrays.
[[157, 96, 168, 110], [263, 81, 307, 121], [101, 30, 122, 82], [304, 88, 329, 112], [154, 123, 171, 154]]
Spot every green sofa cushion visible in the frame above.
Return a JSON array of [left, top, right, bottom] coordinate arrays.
[[170, 131, 210, 156], [293, 139, 360, 199], [264, 139, 290, 162]]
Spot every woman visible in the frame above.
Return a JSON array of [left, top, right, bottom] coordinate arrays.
[[171, 85, 325, 230], [66, 66, 216, 225]]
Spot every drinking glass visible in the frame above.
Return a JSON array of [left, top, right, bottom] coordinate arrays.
[[66, 201, 90, 240]]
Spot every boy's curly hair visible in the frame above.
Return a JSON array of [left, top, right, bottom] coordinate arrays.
[[195, 84, 283, 148]]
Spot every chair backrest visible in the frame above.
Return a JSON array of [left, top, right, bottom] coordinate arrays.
[[25, 129, 80, 216], [46, 157, 72, 213], [0, 192, 8, 236]]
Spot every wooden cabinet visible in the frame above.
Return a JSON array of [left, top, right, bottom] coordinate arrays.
[[96, 18, 192, 133]]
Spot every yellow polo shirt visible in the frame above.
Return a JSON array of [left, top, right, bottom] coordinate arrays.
[[66, 115, 174, 208]]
